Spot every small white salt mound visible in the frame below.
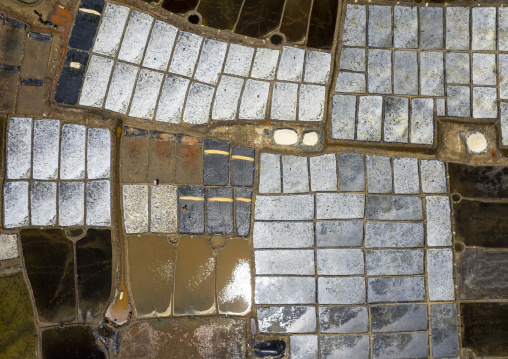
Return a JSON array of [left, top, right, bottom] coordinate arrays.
[[302, 132, 319, 146], [273, 129, 298, 145], [466, 132, 488, 154]]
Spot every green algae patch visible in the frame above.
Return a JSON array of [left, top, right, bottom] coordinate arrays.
[[0, 273, 37, 359]]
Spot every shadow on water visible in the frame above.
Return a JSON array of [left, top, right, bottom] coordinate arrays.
[[77, 229, 112, 322], [41, 326, 106, 359], [20, 228, 113, 324], [21, 229, 76, 324]]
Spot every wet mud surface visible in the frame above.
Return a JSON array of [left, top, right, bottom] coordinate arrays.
[[120, 318, 247, 359], [41, 325, 106, 359]]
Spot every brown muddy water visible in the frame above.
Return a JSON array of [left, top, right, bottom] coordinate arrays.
[[173, 237, 216, 316], [216, 238, 252, 315], [127, 235, 175, 317]]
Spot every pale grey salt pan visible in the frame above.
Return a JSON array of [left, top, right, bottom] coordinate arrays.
[[117, 10, 153, 64], [30, 182, 56, 226], [6, 117, 32, 180], [446, 52, 470, 85], [239, 80, 270, 120], [319, 307, 369, 334], [128, 69, 164, 120], [368, 5, 392, 47], [331, 95, 356, 140], [32, 120, 59, 180], [472, 7, 496, 51], [500, 54, 508, 100], [383, 96, 409, 143], [304, 50, 331, 84], [271, 82, 298, 121], [393, 157, 419, 194], [316, 220, 364, 247], [426, 196, 452, 246], [86, 180, 111, 226], [3, 181, 29, 228], [282, 155, 309, 193], [365, 222, 424, 248], [168, 31, 203, 77], [59, 182, 85, 226], [394, 6, 417, 48], [335, 72, 365, 93], [394, 51, 417, 95], [92, 3, 130, 57], [446, 7, 470, 50], [420, 159, 447, 194], [104, 61, 138, 114], [502, 103, 508, 146], [317, 249, 364, 275], [255, 277, 315, 304], [447, 86, 470, 118], [320, 335, 370, 359], [142, 21, 177, 71], [258, 153, 281, 194], [255, 250, 315, 275], [223, 44, 254, 77], [472, 53, 496, 86], [253, 221, 314, 248], [250, 48, 279, 80], [366, 155, 392, 194], [410, 98, 434, 145], [194, 39, 227, 85], [420, 52, 444, 96], [254, 195, 314, 221], [212, 76, 244, 121], [60, 124, 86, 180], [87, 128, 111, 179], [500, 8, 508, 51], [155, 74, 189, 123], [357, 96, 382, 141], [339, 47, 365, 72], [79, 55, 114, 108], [276, 46, 305, 82], [257, 306, 317, 333], [473, 87, 497, 119], [299, 85, 325, 122], [368, 49, 392, 94], [427, 248, 455, 301], [342, 4, 366, 46], [366, 249, 424, 276], [318, 277, 366, 305], [182, 83, 214, 125], [310, 154, 337, 192], [150, 184, 178, 233], [291, 335, 318, 359], [420, 7, 443, 49], [316, 193, 365, 219], [123, 184, 148, 234]]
